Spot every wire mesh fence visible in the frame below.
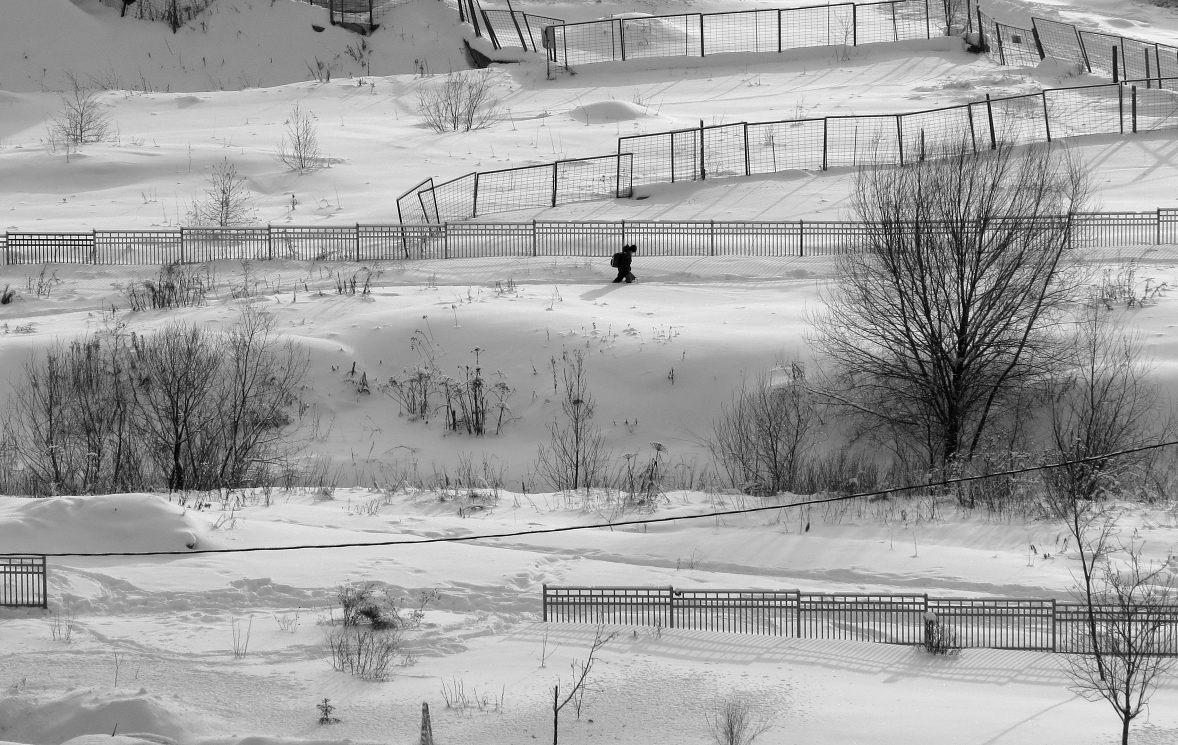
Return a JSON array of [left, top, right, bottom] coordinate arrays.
[[7, 210, 1178, 266], [543, 586, 1178, 654], [96, 0, 215, 28]]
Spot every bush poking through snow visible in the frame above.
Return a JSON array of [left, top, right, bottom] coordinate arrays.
[[120, 263, 212, 311], [49, 76, 111, 146], [325, 626, 402, 681], [317, 697, 340, 724], [187, 158, 255, 227], [417, 70, 503, 133], [705, 698, 774, 745], [276, 103, 325, 172], [536, 349, 610, 493], [0, 285, 14, 304], [336, 582, 400, 629]]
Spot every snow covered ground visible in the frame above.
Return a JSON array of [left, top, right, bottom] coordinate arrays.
[[4, 0, 1178, 744]]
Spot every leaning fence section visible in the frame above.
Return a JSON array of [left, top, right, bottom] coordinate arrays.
[[0, 556, 48, 609], [543, 586, 1178, 654]]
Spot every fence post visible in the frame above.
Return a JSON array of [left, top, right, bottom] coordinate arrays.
[[329, 0, 334, 25], [1132, 85, 1138, 133], [1158, 208, 1162, 245], [777, 9, 782, 53], [699, 14, 705, 57], [621, 219, 626, 247], [369, 0, 375, 31], [443, 223, 450, 259], [1050, 598, 1057, 652], [1075, 26, 1090, 72], [504, 0, 528, 50], [355, 223, 361, 262], [896, 115, 904, 166], [668, 586, 675, 629], [619, 18, 626, 61], [1030, 21, 1045, 60], [1119, 81, 1124, 134], [799, 220, 804, 257], [924, 0, 931, 39], [744, 123, 751, 176], [551, 163, 558, 208], [542, 584, 548, 621], [1112, 45, 1119, 82], [967, 104, 977, 152], [985, 93, 996, 149], [472, 173, 480, 218], [91, 229, 97, 264], [891, 2, 900, 42], [41, 556, 48, 609], [976, 7, 985, 50], [699, 120, 706, 180], [1041, 90, 1051, 142], [854, 3, 859, 46], [1145, 49, 1152, 89], [822, 118, 829, 170], [179, 225, 186, 263], [533, 219, 538, 256], [709, 220, 715, 256], [994, 23, 1006, 65]]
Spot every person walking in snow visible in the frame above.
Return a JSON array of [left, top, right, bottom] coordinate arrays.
[[611, 244, 634, 283]]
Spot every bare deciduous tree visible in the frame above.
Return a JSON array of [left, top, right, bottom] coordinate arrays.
[[536, 349, 610, 492], [551, 628, 616, 745], [276, 103, 325, 172], [417, 70, 503, 133], [50, 75, 111, 146], [1064, 543, 1178, 745], [811, 142, 1090, 469], [187, 159, 254, 227], [710, 361, 821, 496]]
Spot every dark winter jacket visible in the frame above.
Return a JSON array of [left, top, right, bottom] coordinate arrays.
[[612, 251, 632, 272]]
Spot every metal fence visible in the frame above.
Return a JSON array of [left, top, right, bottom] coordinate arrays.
[[401, 78, 1178, 219], [0, 556, 48, 609], [8, 210, 1177, 265], [542, 586, 1178, 654]]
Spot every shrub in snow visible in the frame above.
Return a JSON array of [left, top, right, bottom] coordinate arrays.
[[120, 263, 212, 311], [49, 77, 111, 147], [417, 70, 503, 133], [535, 349, 610, 492], [325, 626, 402, 681], [186, 159, 255, 227], [275, 103, 325, 172], [705, 698, 774, 745]]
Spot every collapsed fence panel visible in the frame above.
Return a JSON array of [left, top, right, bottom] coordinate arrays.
[[701, 9, 779, 55], [425, 173, 477, 223], [981, 13, 1041, 67], [1079, 30, 1121, 77], [476, 164, 556, 216], [1033, 17, 1086, 69], [747, 119, 825, 173], [398, 178, 435, 225]]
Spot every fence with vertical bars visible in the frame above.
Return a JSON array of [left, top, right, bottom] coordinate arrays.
[[543, 585, 1178, 654], [0, 556, 48, 608]]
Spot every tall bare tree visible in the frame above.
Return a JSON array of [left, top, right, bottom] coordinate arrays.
[[811, 142, 1090, 469], [536, 349, 610, 492]]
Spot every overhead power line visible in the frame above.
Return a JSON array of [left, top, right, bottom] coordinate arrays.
[[32, 440, 1177, 558]]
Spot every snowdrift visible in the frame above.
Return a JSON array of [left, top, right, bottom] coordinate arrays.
[[0, 494, 203, 554], [0, 689, 210, 745]]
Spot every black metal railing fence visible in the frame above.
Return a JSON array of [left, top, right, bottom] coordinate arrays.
[[0, 556, 48, 609]]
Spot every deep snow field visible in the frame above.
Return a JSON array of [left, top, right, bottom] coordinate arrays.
[[4, 0, 1178, 744]]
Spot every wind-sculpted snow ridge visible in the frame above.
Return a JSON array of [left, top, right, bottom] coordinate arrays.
[[0, 494, 205, 555]]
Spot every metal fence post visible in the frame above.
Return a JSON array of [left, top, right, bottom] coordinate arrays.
[[896, 115, 904, 166], [91, 229, 97, 264], [1042, 90, 1051, 142], [1119, 81, 1124, 134], [41, 556, 49, 608], [709, 219, 715, 256], [891, 2, 900, 42], [799, 220, 804, 257], [744, 123, 751, 176], [976, 6, 985, 49], [1158, 208, 1163, 245], [533, 219, 538, 256], [355, 223, 361, 262], [542, 584, 548, 621], [995, 23, 1006, 65], [472, 172, 480, 218], [668, 586, 676, 628], [985, 93, 996, 149], [777, 9, 782, 52], [1112, 45, 1119, 83], [1050, 598, 1057, 652], [444, 223, 450, 259], [179, 225, 186, 263], [699, 14, 705, 57], [551, 163, 558, 207], [1132, 85, 1138, 133], [967, 104, 977, 152], [1075, 26, 1091, 72], [1030, 21, 1045, 60], [699, 120, 706, 180], [619, 18, 626, 61], [854, 3, 859, 46], [822, 119, 829, 170]]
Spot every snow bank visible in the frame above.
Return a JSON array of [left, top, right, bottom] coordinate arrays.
[[568, 100, 658, 124], [0, 689, 209, 745], [0, 494, 203, 554]]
